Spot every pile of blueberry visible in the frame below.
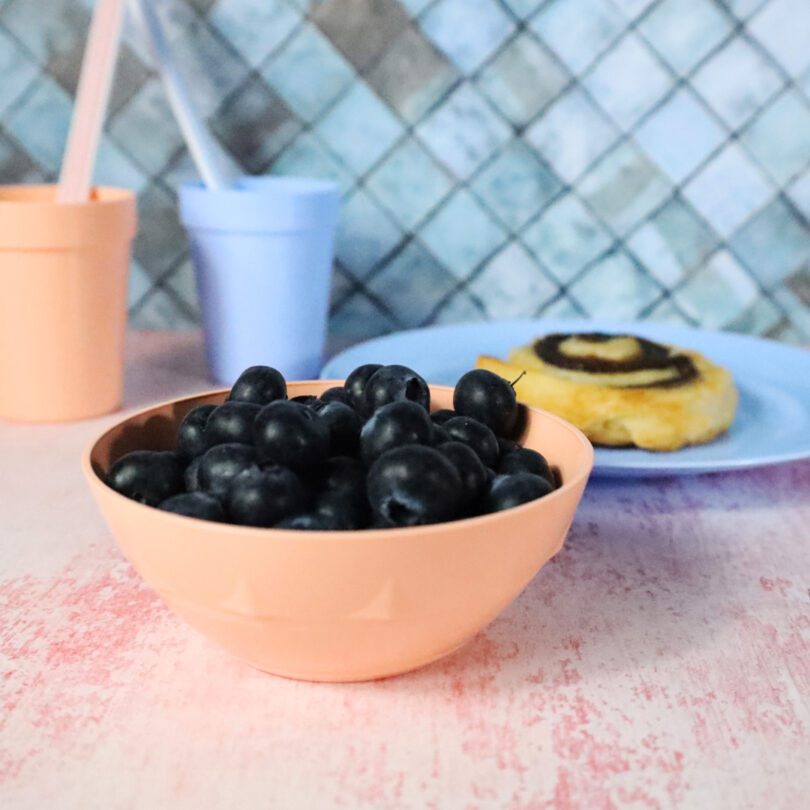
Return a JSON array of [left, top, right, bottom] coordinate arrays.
[[106, 364, 559, 530]]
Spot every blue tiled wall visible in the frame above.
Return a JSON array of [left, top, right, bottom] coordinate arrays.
[[0, 0, 808, 343]]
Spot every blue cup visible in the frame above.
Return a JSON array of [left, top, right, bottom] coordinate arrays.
[[179, 177, 340, 385]]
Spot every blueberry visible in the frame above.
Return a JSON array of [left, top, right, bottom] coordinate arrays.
[[497, 437, 519, 459], [291, 395, 319, 408], [254, 400, 330, 474], [315, 492, 370, 530], [364, 365, 430, 414], [344, 363, 383, 412], [318, 401, 362, 456], [497, 447, 553, 485], [176, 405, 216, 458], [159, 492, 226, 522], [436, 441, 488, 510], [184, 455, 203, 492], [367, 445, 462, 527], [316, 457, 370, 528], [453, 369, 518, 438], [430, 409, 456, 425], [205, 402, 260, 448], [198, 443, 256, 499], [275, 512, 342, 531], [107, 450, 185, 507], [229, 365, 286, 405], [485, 473, 553, 513], [360, 400, 433, 464], [551, 466, 562, 489], [319, 386, 350, 405], [226, 465, 307, 527], [431, 424, 451, 446], [443, 416, 499, 468], [318, 456, 367, 499]]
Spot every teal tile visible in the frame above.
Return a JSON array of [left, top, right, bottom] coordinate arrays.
[[727, 296, 784, 336], [262, 23, 354, 122], [416, 83, 512, 180], [4, 76, 71, 171], [330, 292, 398, 343], [569, 250, 661, 319], [0, 132, 42, 183], [335, 189, 404, 279], [128, 260, 153, 310], [366, 26, 458, 124], [740, 89, 810, 185], [673, 250, 760, 328], [210, 0, 302, 66], [521, 193, 613, 282], [398, 0, 433, 14], [314, 83, 404, 175], [432, 289, 488, 325], [130, 288, 196, 330], [211, 78, 301, 174], [470, 241, 557, 317], [682, 143, 773, 237], [525, 87, 618, 183], [643, 298, 693, 326], [725, 0, 768, 17], [171, 17, 247, 116], [787, 166, 810, 220], [366, 138, 453, 230], [730, 197, 810, 288], [419, 189, 508, 278], [471, 140, 562, 230], [692, 38, 782, 130], [272, 132, 355, 195], [421, 0, 516, 73], [582, 33, 673, 130], [109, 78, 184, 176], [368, 241, 458, 327], [578, 141, 673, 236], [639, 0, 732, 75], [477, 32, 569, 127], [530, 0, 625, 75], [748, 0, 810, 77], [311, 0, 410, 73], [94, 137, 149, 193], [133, 183, 187, 275], [501, 0, 544, 16], [610, 0, 658, 17], [538, 294, 587, 318], [329, 264, 356, 312], [164, 260, 201, 320], [634, 88, 725, 183], [773, 286, 810, 337], [0, 27, 38, 115], [626, 197, 719, 286]]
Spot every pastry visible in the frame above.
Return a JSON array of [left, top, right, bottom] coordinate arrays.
[[477, 332, 738, 451]]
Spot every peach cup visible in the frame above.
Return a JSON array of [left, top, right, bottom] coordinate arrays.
[[83, 382, 593, 682], [0, 185, 136, 422]]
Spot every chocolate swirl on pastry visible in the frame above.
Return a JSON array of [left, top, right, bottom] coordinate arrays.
[[533, 333, 698, 389]]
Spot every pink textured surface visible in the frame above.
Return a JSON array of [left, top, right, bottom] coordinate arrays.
[[1, 331, 808, 809]]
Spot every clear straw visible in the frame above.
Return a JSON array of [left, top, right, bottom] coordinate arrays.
[[130, 0, 239, 190]]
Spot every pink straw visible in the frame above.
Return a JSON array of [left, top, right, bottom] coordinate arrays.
[[57, 0, 126, 204]]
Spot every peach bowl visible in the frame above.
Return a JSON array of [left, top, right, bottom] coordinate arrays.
[[83, 382, 593, 682]]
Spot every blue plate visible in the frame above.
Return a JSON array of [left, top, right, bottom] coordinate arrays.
[[321, 319, 810, 477]]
